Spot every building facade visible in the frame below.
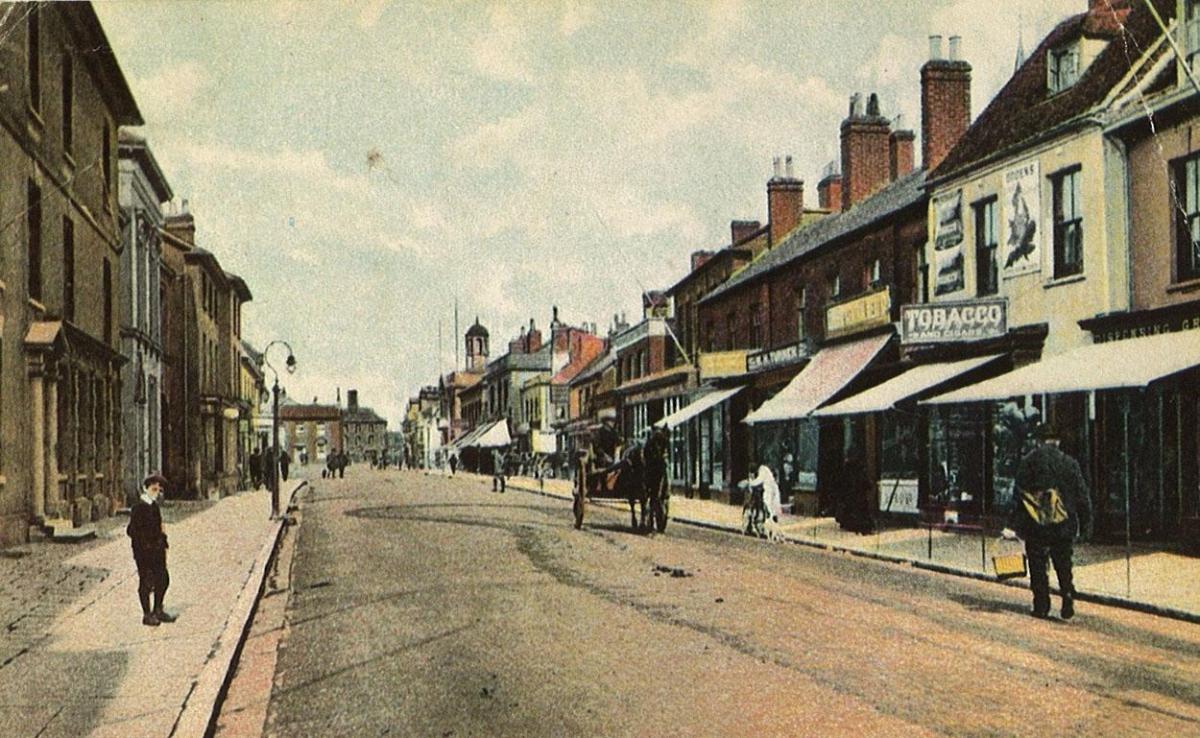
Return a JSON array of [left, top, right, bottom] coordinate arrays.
[[342, 389, 388, 464], [118, 130, 171, 505], [0, 4, 142, 544]]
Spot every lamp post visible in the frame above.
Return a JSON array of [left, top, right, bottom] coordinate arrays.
[[264, 340, 297, 518]]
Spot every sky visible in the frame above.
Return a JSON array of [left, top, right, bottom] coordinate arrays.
[[94, 0, 1085, 427]]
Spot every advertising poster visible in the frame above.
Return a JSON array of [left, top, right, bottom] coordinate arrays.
[[933, 189, 965, 295], [1002, 159, 1041, 277]]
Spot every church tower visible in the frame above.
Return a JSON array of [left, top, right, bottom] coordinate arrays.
[[465, 318, 489, 373]]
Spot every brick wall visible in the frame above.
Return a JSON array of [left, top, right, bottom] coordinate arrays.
[[921, 59, 971, 172]]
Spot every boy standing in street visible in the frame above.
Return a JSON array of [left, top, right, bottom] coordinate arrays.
[[128, 474, 177, 626]]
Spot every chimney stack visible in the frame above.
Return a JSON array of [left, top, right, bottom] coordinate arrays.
[[840, 93, 891, 211], [730, 220, 761, 246], [889, 115, 916, 181], [817, 160, 842, 211], [767, 155, 804, 246], [921, 34, 972, 172], [691, 250, 715, 270], [348, 389, 359, 411]]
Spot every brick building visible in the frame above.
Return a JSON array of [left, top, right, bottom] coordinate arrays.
[[342, 389, 388, 464], [0, 4, 142, 544]]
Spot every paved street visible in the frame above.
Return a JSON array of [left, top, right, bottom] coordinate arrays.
[[230, 469, 1200, 738]]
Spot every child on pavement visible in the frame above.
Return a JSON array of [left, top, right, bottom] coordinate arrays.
[[128, 474, 176, 626]]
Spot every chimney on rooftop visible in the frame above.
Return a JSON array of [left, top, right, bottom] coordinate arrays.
[[921, 34, 972, 172], [840, 92, 891, 210], [691, 250, 715, 270], [348, 389, 359, 411], [730, 220, 761, 246], [889, 113, 916, 181], [817, 160, 842, 211], [767, 155, 804, 245]]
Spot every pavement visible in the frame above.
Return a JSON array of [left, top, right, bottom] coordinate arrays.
[[0, 478, 306, 738], [450, 470, 1200, 624]]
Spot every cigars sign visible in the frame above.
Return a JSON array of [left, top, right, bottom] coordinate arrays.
[[901, 299, 1007, 344]]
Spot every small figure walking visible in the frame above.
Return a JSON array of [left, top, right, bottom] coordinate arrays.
[[279, 449, 291, 482], [492, 447, 507, 493], [448, 453, 458, 477], [128, 474, 176, 626], [1002, 423, 1092, 620], [249, 448, 263, 490]]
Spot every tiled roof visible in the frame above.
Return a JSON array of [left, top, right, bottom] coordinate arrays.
[[487, 346, 552, 374], [344, 406, 387, 424], [700, 171, 927, 305], [571, 349, 615, 384], [932, 0, 1170, 181], [280, 404, 340, 421]]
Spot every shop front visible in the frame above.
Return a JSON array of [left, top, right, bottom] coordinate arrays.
[[744, 341, 813, 511], [923, 329, 1200, 549], [656, 385, 744, 500]]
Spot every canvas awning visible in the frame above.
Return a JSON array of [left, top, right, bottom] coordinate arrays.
[[744, 332, 892, 424], [813, 355, 1005, 416], [447, 421, 490, 451], [475, 420, 512, 448], [922, 330, 1200, 404], [654, 386, 743, 429]]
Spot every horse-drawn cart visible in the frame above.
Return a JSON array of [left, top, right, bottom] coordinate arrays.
[[573, 440, 669, 532]]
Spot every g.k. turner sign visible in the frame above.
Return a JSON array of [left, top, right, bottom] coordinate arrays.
[[901, 299, 1007, 344]]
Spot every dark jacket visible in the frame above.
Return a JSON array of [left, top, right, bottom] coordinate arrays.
[[1007, 443, 1092, 542], [127, 498, 168, 563]]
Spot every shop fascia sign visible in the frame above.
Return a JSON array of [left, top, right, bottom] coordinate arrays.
[[746, 340, 808, 373], [825, 286, 892, 339], [901, 298, 1007, 344], [699, 350, 748, 379]]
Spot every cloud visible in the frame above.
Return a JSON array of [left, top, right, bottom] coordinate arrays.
[[559, 0, 595, 37], [470, 4, 535, 84], [130, 62, 210, 121], [446, 106, 548, 169]]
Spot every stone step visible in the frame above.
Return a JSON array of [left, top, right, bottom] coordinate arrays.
[[40, 518, 97, 543]]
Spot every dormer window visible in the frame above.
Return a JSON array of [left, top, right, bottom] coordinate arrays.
[[1048, 44, 1080, 93]]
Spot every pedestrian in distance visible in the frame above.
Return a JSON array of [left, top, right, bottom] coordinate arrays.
[[279, 449, 291, 482], [1002, 423, 1093, 620], [127, 474, 176, 626], [492, 447, 507, 493], [836, 444, 875, 535], [449, 453, 458, 477], [249, 448, 262, 490]]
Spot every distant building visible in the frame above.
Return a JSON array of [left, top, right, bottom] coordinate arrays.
[[118, 130, 172, 506], [279, 403, 342, 465], [342, 389, 388, 464]]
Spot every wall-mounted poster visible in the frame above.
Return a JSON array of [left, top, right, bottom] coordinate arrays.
[[933, 189, 964, 295], [1002, 159, 1041, 277]]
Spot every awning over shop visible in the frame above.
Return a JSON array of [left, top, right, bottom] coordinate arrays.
[[813, 354, 1005, 416], [922, 330, 1200, 404], [445, 424, 484, 452], [654, 386, 743, 429], [743, 332, 892, 424], [475, 420, 512, 448]]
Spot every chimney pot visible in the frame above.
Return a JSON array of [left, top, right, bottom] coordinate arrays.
[[182, 198, 190, 214], [784, 155, 794, 179], [849, 93, 862, 117], [866, 93, 881, 117], [948, 35, 961, 61], [929, 35, 943, 60], [772, 156, 782, 178]]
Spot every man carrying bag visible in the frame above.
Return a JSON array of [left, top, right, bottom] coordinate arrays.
[[1002, 423, 1092, 621]]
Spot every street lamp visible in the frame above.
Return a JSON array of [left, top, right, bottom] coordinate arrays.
[[264, 340, 297, 518]]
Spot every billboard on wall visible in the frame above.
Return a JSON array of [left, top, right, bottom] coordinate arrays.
[[1002, 159, 1041, 277], [933, 189, 964, 295]]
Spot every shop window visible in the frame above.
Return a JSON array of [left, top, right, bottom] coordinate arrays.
[[973, 196, 999, 295], [829, 272, 841, 300], [1051, 166, 1084, 279], [1174, 151, 1200, 282]]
